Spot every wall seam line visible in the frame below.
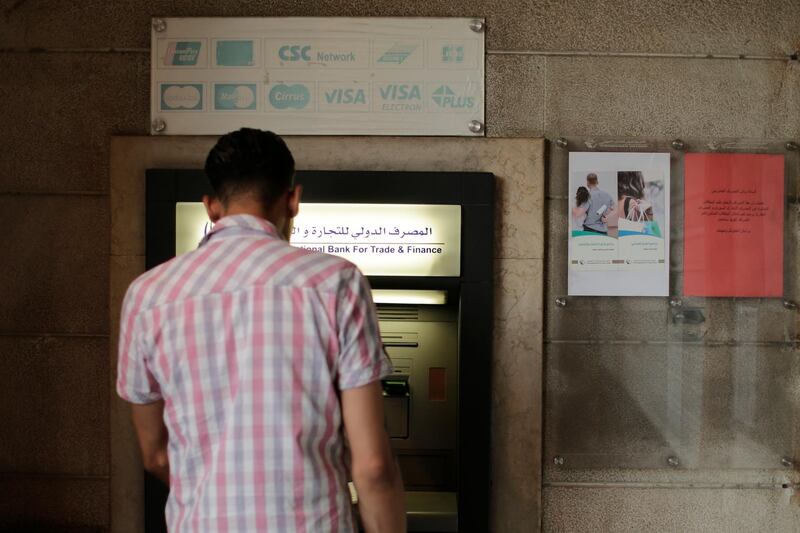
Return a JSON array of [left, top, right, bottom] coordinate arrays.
[[488, 50, 792, 61], [544, 481, 796, 490], [0, 332, 110, 338], [0, 48, 794, 61]]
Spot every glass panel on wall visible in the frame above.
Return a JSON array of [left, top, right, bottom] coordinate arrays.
[[544, 138, 799, 472]]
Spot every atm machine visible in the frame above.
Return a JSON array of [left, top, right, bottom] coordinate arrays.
[[146, 169, 493, 532]]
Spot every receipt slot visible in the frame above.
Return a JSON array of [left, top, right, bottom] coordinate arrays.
[[146, 169, 494, 533]]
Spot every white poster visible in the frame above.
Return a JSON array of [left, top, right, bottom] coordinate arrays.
[[151, 17, 484, 136], [568, 152, 671, 296]]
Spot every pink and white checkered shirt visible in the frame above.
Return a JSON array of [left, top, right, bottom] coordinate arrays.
[[117, 214, 392, 532]]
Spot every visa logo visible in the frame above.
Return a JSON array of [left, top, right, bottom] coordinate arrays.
[[379, 84, 422, 101], [324, 88, 366, 104]]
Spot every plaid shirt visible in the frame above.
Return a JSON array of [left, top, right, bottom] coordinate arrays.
[[117, 214, 392, 532]]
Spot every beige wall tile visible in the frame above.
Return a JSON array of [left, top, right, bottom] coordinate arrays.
[[486, 54, 546, 137], [0, 477, 109, 528], [0, 54, 149, 193], [544, 486, 800, 532], [545, 57, 800, 139], [492, 258, 543, 532], [0, 195, 109, 334], [0, 338, 108, 476], [3, 1, 797, 56]]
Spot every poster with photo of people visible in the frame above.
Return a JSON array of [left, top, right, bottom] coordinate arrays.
[[568, 152, 671, 296]]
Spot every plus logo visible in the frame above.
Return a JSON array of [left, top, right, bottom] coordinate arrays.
[[431, 85, 475, 109]]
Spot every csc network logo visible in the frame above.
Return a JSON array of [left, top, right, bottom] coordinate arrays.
[[279, 45, 311, 61]]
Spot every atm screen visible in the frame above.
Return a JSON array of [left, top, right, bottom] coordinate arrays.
[[176, 202, 461, 277]]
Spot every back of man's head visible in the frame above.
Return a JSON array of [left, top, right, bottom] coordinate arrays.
[[205, 128, 295, 207], [586, 173, 598, 186]]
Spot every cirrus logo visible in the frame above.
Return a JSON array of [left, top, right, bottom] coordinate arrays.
[[269, 84, 311, 110]]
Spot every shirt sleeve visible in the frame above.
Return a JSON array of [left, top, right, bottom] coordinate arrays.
[[335, 266, 393, 390], [116, 285, 163, 404]]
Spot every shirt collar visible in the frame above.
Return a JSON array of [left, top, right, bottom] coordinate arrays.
[[199, 214, 281, 247]]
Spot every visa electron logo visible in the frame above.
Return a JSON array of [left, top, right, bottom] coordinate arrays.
[[432, 85, 475, 109], [269, 84, 311, 110], [377, 43, 417, 64], [378, 84, 423, 111], [164, 41, 201, 66], [278, 44, 357, 63], [324, 88, 366, 105]]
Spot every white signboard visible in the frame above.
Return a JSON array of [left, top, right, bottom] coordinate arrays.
[[152, 18, 485, 136], [568, 152, 671, 296], [176, 203, 462, 277]]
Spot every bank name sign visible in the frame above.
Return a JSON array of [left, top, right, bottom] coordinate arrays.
[[151, 18, 485, 136], [176, 203, 461, 277]]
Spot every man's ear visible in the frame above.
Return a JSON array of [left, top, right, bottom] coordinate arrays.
[[287, 184, 302, 218], [202, 194, 223, 222]]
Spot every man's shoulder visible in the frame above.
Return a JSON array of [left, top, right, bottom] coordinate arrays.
[[284, 246, 361, 288], [123, 254, 184, 309]]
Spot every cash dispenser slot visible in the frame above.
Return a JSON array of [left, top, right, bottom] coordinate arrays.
[[382, 377, 410, 439]]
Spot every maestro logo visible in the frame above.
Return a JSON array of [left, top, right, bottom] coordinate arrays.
[[215, 84, 257, 110], [431, 85, 475, 109], [269, 84, 311, 110]]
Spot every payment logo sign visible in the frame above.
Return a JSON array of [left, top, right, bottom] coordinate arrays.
[[160, 84, 204, 111], [214, 84, 257, 110], [163, 41, 202, 66], [278, 45, 312, 61], [268, 84, 312, 110], [375, 83, 423, 112], [216, 40, 255, 67], [318, 83, 370, 112], [431, 85, 475, 110], [377, 43, 417, 65], [267, 40, 369, 69], [441, 44, 465, 63]]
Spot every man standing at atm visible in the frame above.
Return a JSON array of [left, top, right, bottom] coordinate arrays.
[[117, 128, 405, 532]]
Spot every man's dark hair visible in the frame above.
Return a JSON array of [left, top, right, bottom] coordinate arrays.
[[205, 128, 295, 206]]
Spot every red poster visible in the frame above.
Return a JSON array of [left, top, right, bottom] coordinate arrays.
[[684, 153, 784, 297]]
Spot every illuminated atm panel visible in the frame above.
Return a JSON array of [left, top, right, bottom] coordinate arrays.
[[147, 169, 493, 533], [176, 202, 462, 277]]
